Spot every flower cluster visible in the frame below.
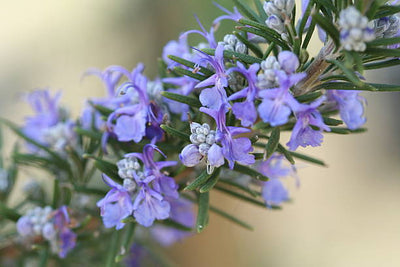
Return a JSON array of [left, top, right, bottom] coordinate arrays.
[[339, 6, 375, 51], [16, 206, 76, 258], [2, 1, 400, 265], [97, 143, 179, 228]]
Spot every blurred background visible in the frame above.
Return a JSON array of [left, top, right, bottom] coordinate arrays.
[[1, 0, 399, 266]]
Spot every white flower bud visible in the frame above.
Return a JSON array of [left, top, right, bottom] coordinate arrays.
[[206, 133, 216, 145], [198, 143, 211, 156], [197, 133, 206, 143], [235, 42, 247, 54], [123, 178, 137, 192], [190, 122, 202, 133], [190, 133, 200, 145]]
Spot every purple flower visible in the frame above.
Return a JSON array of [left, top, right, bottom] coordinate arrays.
[[194, 44, 229, 110], [99, 143, 178, 228], [133, 186, 171, 227], [162, 35, 191, 69], [200, 104, 255, 169], [258, 154, 296, 207], [52, 206, 77, 258], [287, 97, 331, 151], [101, 64, 164, 147], [22, 90, 77, 154], [262, 179, 289, 207], [327, 90, 366, 130], [96, 175, 134, 230], [181, 16, 217, 48], [258, 71, 305, 126], [227, 62, 260, 127], [16, 206, 77, 258], [258, 154, 291, 179], [213, 3, 243, 27]]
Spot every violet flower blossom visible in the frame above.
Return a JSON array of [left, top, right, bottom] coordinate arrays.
[[22, 90, 76, 154], [101, 64, 164, 148], [97, 143, 178, 228], [96, 174, 134, 230], [200, 104, 255, 170], [327, 90, 366, 130], [194, 43, 229, 110], [258, 154, 296, 207], [258, 51, 306, 126], [227, 62, 260, 127], [287, 97, 331, 151], [213, 3, 243, 27], [16, 206, 77, 258], [181, 15, 217, 49]]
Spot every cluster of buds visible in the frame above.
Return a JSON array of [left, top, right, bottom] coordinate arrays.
[[16, 206, 76, 258], [116, 156, 141, 192], [264, 0, 295, 40], [218, 34, 247, 54], [17, 206, 54, 238], [42, 122, 76, 153], [257, 55, 282, 89], [339, 6, 375, 51], [189, 122, 217, 157]]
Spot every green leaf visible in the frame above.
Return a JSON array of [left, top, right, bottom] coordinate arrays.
[[83, 154, 120, 181], [364, 47, 400, 58], [202, 48, 262, 64], [253, 0, 268, 21], [167, 55, 214, 76], [290, 151, 326, 166], [373, 5, 400, 19], [214, 185, 266, 208], [233, 31, 263, 58], [233, 0, 262, 23], [311, 10, 340, 49], [115, 223, 136, 263], [196, 192, 209, 233], [368, 37, 400, 47], [315, 82, 400, 92], [89, 102, 114, 117], [277, 144, 295, 165], [219, 178, 260, 197], [265, 128, 280, 158], [231, 163, 269, 181], [364, 59, 400, 70], [173, 67, 207, 81], [75, 127, 102, 140], [0, 202, 21, 221], [323, 117, 343, 126], [328, 127, 367, 134], [160, 124, 190, 142], [295, 91, 323, 103], [236, 25, 290, 50], [209, 205, 253, 231], [160, 91, 202, 109], [160, 219, 193, 232], [185, 170, 212, 191], [327, 59, 364, 86], [183, 194, 254, 231], [74, 186, 107, 196], [199, 168, 221, 193], [105, 231, 120, 267]]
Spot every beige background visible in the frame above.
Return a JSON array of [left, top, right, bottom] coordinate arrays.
[[1, 1, 399, 266]]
